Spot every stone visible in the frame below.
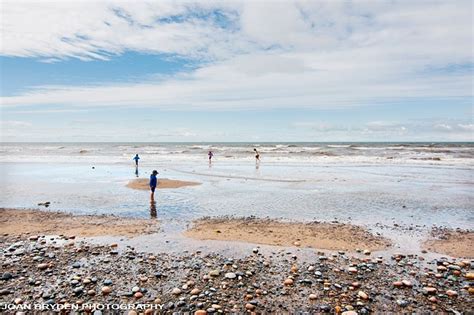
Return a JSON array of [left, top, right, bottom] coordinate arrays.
[[293, 241, 301, 246], [209, 270, 220, 277], [101, 286, 112, 295], [252, 248, 259, 254], [446, 290, 458, 297], [171, 288, 182, 295], [309, 293, 317, 300], [37, 263, 48, 270], [134, 292, 143, 299], [465, 273, 474, 280], [195, 311, 207, 315], [72, 262, 81, 268], [393, 281, 403, 287], [348, 267, 357, 274], [191, 288, 201, 295], [357, 291, 368, 300], [363, 250, 371, 255], [342, 311, 358, 315], [402, 280, 412, 287], [225, 272, 236, 279], [284, 278, 294, 286], [428, 296, 437, 303], [423, 287, 437, 294], [245, 303, 255, 311], [396, 300, 409, 307], [132, 286, 140, 293]]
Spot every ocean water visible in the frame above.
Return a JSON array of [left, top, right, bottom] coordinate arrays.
[[0, 142, 473, 233]]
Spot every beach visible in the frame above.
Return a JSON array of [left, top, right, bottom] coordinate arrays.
[[0, 142, 473, 313]]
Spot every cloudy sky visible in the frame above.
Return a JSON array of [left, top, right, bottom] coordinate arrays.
[[1, 0, 472, 142]]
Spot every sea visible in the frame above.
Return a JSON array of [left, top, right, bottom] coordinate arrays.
[[1, 142, 473, 246]]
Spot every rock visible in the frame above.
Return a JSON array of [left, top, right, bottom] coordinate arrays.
[[393, 281, 403, 287], [195, 311, 207, 315], [396, 300, 409, 307], [363, 250, 371, 255], [87, 290, 95, 296], [402, 280, 412, 287], [110, 243, 118, 248], [357, 291, 368, 300], [101, 286, 112, 295], [225, 272, 236, 279], [465, 273, 474, 280], [245, 303, 256, 311], [132, 286, 140, 293], [309, 293, 317, 300], [72, 262, 81, 268], [128, 311, 137, 315], [423, 287, 437, 294], [1, 273, 13, 280], [171, 288, 181, 295], [37, 263, 48, 270], [342, 311, 358, 315], [469, 287, 474, 295], [428, 296, 437, 303], [191, 288, 201, 295], [103, 279, 113, 285], [252, 248, 259, 254], [293, 241, 301, 247], [284, 278, 294, 286], [134, 292, 143, 299], [209, 270, 220, 277], [446, 290, 458, 297], [348, 267, 357, 274]]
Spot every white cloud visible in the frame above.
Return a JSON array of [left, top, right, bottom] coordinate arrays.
[[0, 0, 472, 112]]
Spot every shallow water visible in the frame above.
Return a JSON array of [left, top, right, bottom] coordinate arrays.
[[1, 142, 473, 256]]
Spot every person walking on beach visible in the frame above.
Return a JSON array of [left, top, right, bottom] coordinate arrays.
[[133, 154, 140, 166], [208, 150, 214, 162], [254, 148, 260, 162], [149, 170, 158, 199]]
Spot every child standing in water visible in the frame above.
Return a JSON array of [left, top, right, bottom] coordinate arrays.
[[254, 148, 260, 162], [133, 154, 140, 166], [149, 170, 158, 199], [208, 150, 214, 162]]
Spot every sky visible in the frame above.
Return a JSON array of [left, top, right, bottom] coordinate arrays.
[[0, 0, 473, 142]]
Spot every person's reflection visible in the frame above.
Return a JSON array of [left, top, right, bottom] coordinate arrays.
[[150, 199, 157, 219], [135, 166, 139, 177]]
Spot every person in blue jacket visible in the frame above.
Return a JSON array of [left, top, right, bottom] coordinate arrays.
[[133, 154, 140, 166], [149, 170, 158, 199]]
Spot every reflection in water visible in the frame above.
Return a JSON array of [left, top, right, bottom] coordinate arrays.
[[135, 166, 139, 177], [150, 199, 157, 218]]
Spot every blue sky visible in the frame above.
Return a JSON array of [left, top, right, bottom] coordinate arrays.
[[1, 1, 473, 142]]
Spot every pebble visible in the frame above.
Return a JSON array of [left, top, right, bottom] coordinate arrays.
[[194, 311, 207, 315], [134, 292, 143, 298], [309, 293, 317, 300], [209, 270, 220, 277], [357, 291, 368, 300], [284, 278, 294, 286], [101, 286, 112, 295], [191, 288, 201, 295], [245, 303, 256, 310], [37, 263, 48, 270], [172, 288, 182, 295], [446, 290, 458, 297], [225, 272, 236, 279], [402, 280, 412, 287], [342, 311, 358, 315], [465, 273, 474, 280]]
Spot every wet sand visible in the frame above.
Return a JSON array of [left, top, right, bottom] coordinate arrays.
[[0, 208, 159, 237], [423, 227, 474, 258], [184, 217, 392, 252], [126, 178, 201, 190]]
